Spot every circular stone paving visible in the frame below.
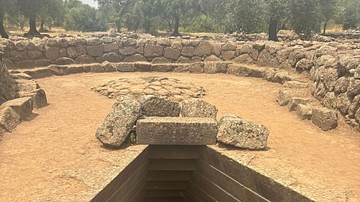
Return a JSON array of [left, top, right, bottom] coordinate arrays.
[[91, 77, 206, 101]]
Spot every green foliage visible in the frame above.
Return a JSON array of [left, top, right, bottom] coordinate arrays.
[[289, 0, 320, 38], [225, 0, 266, 33], [343, 0, 360, 29], [64, 4, 105, 32], [185, 14, 220, 33]]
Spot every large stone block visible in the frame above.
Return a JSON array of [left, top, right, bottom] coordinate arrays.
[[96, 95, 142, 148], [86, 45, 104, 57], [0, 97, 33, 120], [45, 46, 60, 61], [194, 41, 212, 56], [144, 45, 164, 57], [136, 117, 218, 145], [217, 115, 269, 150], [0, 107, 21, 132], [164, 47, 181, 60], [312, 107, 338, 131], [18, 89, 48, 108]]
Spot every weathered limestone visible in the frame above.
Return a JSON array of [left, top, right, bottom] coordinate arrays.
[[0, 55, 17, 105], [96, 95, 142, 148], [141, 96, 180, 117], [312, 107, 338, 131], [296, 104, 313, 120], [217, 115, 269, 150], [18, 89, 48, 108], [0, 97, 33, 120], [136, 117, 218, 145], [181, 98, 217, 119], [288, 97, 312, 112], [0, 107, 21, 133]]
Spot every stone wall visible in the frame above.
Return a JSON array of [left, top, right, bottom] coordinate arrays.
[[2, 36, 297, 69], [0, 51, 17, 105], [2, 36, 360, 130]]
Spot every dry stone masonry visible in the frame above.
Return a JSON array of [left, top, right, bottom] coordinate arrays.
[[2, 34, 360, 132], [91, 77, 205, 101], [96, 92, 270, 149], [0, 50, 48, 139]]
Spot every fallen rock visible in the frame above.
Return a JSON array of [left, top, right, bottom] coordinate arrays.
[[141, 96, 180, 117], [217, 115, 269, 150], [96, 95, 142, 148], [181, 98, 218, 119], [312, 107, 338, 131]]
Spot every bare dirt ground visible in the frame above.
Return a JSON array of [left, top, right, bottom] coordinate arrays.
[[0, 72, 359, 201]]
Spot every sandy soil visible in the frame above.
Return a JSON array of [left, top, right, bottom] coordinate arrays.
[[0, 72, 359, 201]]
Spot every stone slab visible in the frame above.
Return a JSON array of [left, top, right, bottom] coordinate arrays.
[[0, 97, 33, 120], [136, 117, 218, 145]]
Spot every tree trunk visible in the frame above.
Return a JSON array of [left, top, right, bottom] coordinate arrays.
[[0, 15, 9, 39], [323, 21, 328, 35], [268, 18, 278, 41], [27, 18, 41, 38], [171, 15, 181, 37], [39, 18, 45, 32]]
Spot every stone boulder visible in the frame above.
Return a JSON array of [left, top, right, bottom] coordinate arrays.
[[141, 96, 180, 117], [312, 107, 338, 131], [217, 115, 269, 150], [181, 98, 218, 119], [96, 95, 143, 148], [0, 107, 21, 133]]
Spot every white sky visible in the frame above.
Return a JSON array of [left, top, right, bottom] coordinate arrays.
[[80, 0, 98, 8]]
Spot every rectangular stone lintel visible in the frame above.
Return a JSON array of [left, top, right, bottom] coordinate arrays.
[[136, 117, 218, 145]]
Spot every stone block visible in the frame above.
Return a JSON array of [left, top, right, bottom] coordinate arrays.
[[194, 41, 212, 56], [141, 96, 180, 117], [0, 107, 21, 132], [86, 45, 104, 57], [296, 104, 312, 120], [55, 57, 75, 65], [114, 63, 135, 72], [23, 68, 53, 79], [204, 62, 229, 74], [144, 45, 164, 57], [312, 107, 338, 131], [151, 64, 174, 72], [227, 64, 265, 78], [135, 62, 152, 72], [288, 97, 311, 112], [164, 47, 181, 60], [181, 98, 217, 119], [136, 117, 218, 145], [217, 115, 269, 150], [18, 89, 47, 108], [123, 54, 147, 62], [0, 97, 33, 120]]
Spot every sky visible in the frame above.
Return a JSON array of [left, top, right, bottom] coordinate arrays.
[[80, 0, 98, 8]]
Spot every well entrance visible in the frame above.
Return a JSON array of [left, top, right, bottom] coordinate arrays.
[[92, 146, 313, 202]]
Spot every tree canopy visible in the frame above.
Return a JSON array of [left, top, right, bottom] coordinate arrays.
[[0, 0, 359, 39]]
